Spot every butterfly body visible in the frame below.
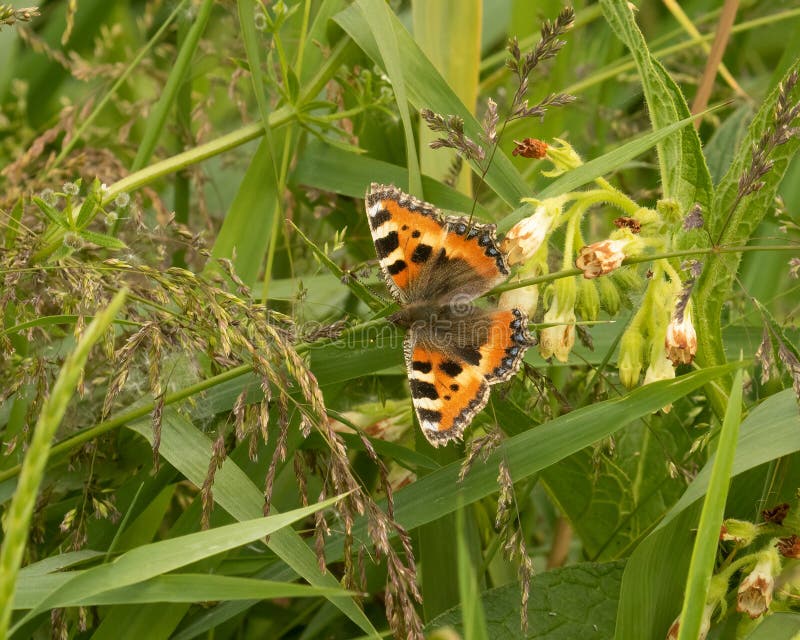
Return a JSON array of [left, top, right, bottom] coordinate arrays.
[[366, 184, 534, 446]]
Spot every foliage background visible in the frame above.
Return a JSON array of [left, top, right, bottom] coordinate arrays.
[[1, 0, 800, 639]]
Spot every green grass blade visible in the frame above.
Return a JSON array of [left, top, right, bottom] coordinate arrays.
[[356, 0, 421, 195], [130, 0, 214, 172], [291, 139, 491, 216], [12, 497, 344, 630], [676, 371, 742, 640], [457, 505, 488, 640], [412, 0, 481, 194], [204, 135, 280, 286], [0, 289, 128, 640]]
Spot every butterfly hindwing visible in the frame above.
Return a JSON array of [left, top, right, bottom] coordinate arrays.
[[405, 308, 534, 446], [366, 184, 509, 304], [405, 333, 490, 445]]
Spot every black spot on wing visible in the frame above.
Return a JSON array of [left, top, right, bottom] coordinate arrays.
[[386, 259, 407, 275], [412, 360, 432, 373], [374, 231, 399, 259], [439, 360, 463, 377], [454, 346, 481, 366], [411, 244, 433, 263], [450, 383, 459, 391], [417, 408, 442, 423], [410, 380, 438, 400], [411, 230, 421, 238], [370, 208, 391, 230]]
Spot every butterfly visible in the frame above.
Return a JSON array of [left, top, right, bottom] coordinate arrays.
[[365, 183, 534, 447]]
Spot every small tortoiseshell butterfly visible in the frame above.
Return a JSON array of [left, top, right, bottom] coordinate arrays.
[[366, 184, 534, 447]]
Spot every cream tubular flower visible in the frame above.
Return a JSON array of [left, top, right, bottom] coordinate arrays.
[[576, 238, 627, 279], [665, 307, 697, 366], [737, 549, 780, 619], [502, 196, 564, 266], [539, 279, 577, 363]]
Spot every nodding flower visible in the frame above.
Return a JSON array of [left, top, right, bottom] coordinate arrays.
[[575, 238, 628, 279], [665, 307, 697, 366], [736, 547, 780, 619], [501, 196, 564, 266]]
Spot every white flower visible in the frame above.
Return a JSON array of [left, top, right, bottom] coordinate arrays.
[[539, 279, 576, 363], [665, 308, 697, 365], [501, 196, 564, 265], [737, 551, 778, 619], [576, 238, 627, 279]]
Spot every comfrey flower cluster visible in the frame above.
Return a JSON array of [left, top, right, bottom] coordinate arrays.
[[667, 501, 800, 639], [501, 139, 695, 381]]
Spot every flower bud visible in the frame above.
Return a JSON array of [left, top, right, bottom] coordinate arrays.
[[618, 325, 644, 389], [541, 137, 582, 177], [737, 548, 780, 619], [597, 275, 622, 316], [576, 278, 599, 321], [539, 278, 576, 362], [720, 518, 759, 545], [502, 196, 564, 265], [665, 308, 697, 365], [576, 238, 627, 279]]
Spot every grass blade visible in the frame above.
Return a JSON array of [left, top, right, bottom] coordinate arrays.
[[677, 370, 742, 640], [130, 0, 214, 172], [0, 289, 128, 639]]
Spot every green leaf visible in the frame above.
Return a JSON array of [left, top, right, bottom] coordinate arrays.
[[326, 364, 743, 559], [540, 411, 691, 561], [291, 139, 491, 217], [74, 180, 101, 229], [742, 613, 800, 639], [456, 505, 488, 640], [14, 572, 350, 609], [694, 61, 800, 379], [412, 0, 481, 194], [79, 229, 128, 250], [428, 561, 625, 639], [205, 135, 281, 287], [32, 197, 68, 229], [614, 389, 800, 640], [12, 497, 343, 630], [677, 371, 742, 640]]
